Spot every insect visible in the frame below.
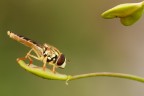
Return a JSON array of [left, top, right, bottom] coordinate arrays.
[[7, 31, 66, 73]]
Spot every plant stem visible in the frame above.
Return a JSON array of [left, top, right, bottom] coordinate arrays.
[[17, 60, 144, 83], [69, 72, 144, 83]]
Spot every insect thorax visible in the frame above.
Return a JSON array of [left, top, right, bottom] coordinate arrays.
[[42, 44, 66, 68], [42, 46, 58, 63]]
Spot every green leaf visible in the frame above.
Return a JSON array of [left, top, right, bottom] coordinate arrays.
[[17, 59, 72, 80]]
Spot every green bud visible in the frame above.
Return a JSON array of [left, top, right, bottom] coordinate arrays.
[[101, 2, 144, 26], [17, 59, 72, 81]]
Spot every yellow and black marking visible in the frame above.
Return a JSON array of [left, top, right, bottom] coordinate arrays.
[[7, 31, 43, 55], [7, 31, 67, 73]]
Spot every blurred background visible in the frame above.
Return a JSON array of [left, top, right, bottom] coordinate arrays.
[[1, 0, 144, 96]]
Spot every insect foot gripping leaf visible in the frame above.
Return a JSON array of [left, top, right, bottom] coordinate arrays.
[[101, 1, 144, 26], [17, 59, 72, 81]]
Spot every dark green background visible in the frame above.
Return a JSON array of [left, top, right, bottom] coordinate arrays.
[[1, 0, 144, 96]]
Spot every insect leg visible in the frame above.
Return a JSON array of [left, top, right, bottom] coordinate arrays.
[[17, 57, 27, 62], [27, 56, 33, 65], [42, 57, 56, 73], [52, 65, 56, 73], [17, 49, 33, 65], [46, 62, 57, 73], [26, 48, 44, 65], [28, 53, 41, 61], [42, 57, 47, 71], [33, 49, 41, 58], [18, 49, 39, 65], [28, 47, 43, 59], [25, 49, 34, 65]]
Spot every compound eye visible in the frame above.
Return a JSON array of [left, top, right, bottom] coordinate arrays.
[[57, 54, 65, 66]]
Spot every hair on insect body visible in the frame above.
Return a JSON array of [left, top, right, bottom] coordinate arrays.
[[7, 31, 66, 73]]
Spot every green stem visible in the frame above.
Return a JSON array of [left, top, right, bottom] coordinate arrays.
[[17, 59, 144, 83], [69, 72, 144, 83]]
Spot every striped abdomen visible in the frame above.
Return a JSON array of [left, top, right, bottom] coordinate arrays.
[[7, 31, 43, 55]]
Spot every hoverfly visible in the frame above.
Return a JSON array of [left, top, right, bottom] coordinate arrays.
[[7, 31, 66, 73]]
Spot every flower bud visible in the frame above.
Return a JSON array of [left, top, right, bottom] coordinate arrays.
[[101, 2, 144, 26]]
